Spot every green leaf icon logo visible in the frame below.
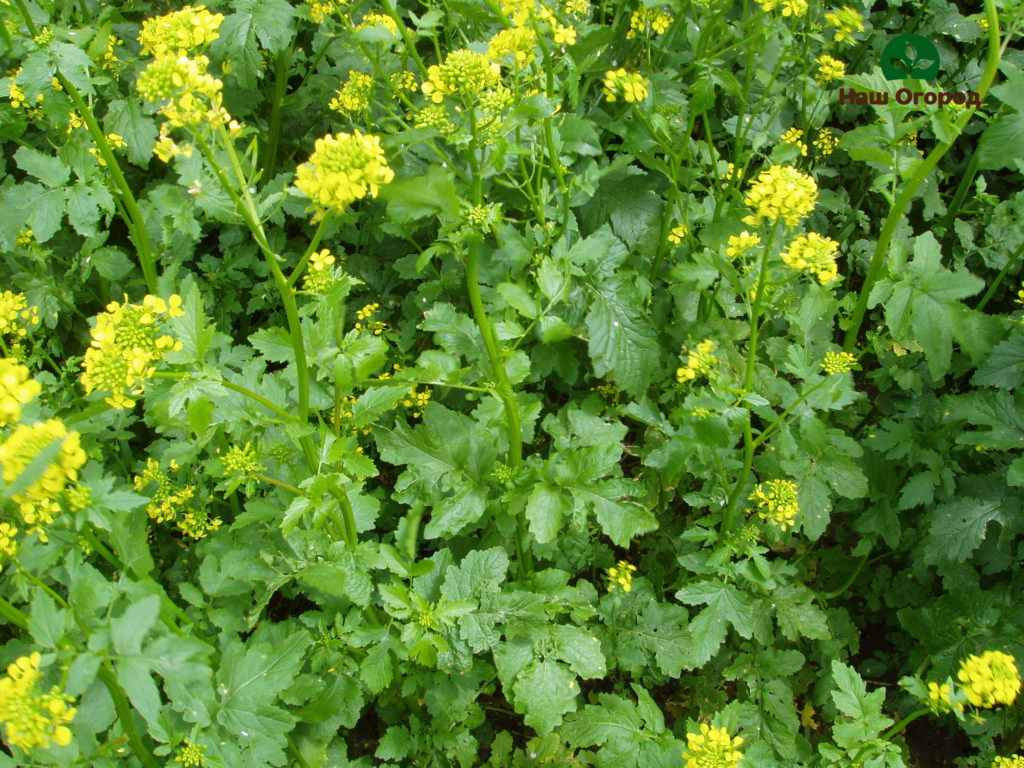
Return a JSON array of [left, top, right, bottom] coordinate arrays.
[[882, 34, 941, 81]]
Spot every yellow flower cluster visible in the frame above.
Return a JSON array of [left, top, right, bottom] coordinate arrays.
[[781, 232, 840, 284], [303, 249, 336, 293], [781, 127, 808, 156], [487, 27, 538, 69], [390, 71, 418, 92], [816, 55, 846, 83], [176, 740, 207, 766], [993, 757, 1024, 768], [356, 12, 399, 35], [354, 303, 386, 335], [726, 231, 761, 259], [757, 0, 807, 15], [957, 651, 1021, 708], [133, 458, 222, 539], [80, 294, 184, 410], [607, 560, 637, 592], [0, 291, 40, 340], [627, 7, 674, 38], [824, 6, 864, 44], [667, 224, 689, 244], [220, 443, 263, 476], [677, 340, 717, 384], [136, 54, 228, 129], [414, 103, 455, 135], [603, 68, 649, 103], [684, 723, 744, 768], [0, 419, 86, 541], [329, 71, 374, 116], [0, 522, 16, 559], [813, 128, 839, 155], [306, 0, 347, 24], [0, 653, 77, 751], [295, 131, 395, 215], [750, 479, 799, 531], [138, 5, 224, 56], [401, 385, 432, 418], [820, 350, 857, 374], [926, 681, 963, 713], [422, 49, 502, 104], [0, 358, 41, 426], [743, 166, 818, 227]]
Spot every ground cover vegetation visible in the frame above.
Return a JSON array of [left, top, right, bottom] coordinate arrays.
[[0, 0, 1022, 764]]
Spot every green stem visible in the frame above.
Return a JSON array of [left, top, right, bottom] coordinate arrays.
[[975, 239, 1024, 313], [261, 50, 290, 188], [849, 707, 930, 765], [819, 552, 869, 600], [98, 664, 162, 768], [751, 378, 829, 451], [153, 372, 293, 421], [403, 506, 425, 561], [286, 213, 332, 289], [254, 472, 303, 495], [843, 0, 1002, 352]]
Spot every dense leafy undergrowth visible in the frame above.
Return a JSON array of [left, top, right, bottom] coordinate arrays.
[[1, 0, 1024, 765]]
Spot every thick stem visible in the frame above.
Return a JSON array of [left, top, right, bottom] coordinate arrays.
[[261, 50, 290, 188]]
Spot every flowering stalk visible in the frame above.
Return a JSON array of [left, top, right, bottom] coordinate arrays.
[[11, 0, 158, 293], [722, 222, 779, 532], [843, 0, 1001, 352]]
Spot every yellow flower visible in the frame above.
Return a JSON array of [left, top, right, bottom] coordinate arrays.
[[726, 231, 761, 259], [758, 0, 807, 15], [138, 5, 224, 56], [0, 652, 77, 751], [684, 722, 744, 768], [487, 27, 537, 68], [303, 249, 337, 293], [328, 71, 374, 116], [0, 291, 40, 339], [781, 232, 840, 284], [926, 681, 964, 713], [306, 0, 347, 23], [820, 350, 857, 375], [742, 166, 818, 228], [421, 49, 501, 104], [552, 23, 577, 46], [221, 443, 263, 476], [668, 224, 689, 244], [957, 651, 1021, 708], [677, 339, 717, 383], [389, 71, 418, 92], [813, 128, 839, 155], [603, 68, 649, 103], [992, 756, 1024, 768], [607, 560, 637, 592], [627, 7, 674, 38], [781, 127, 808, 156], [135, 54, 227, 128], [824, 6, 864, 44], [294, 131, 395, 214], [0, 357, 41, 426], [0, 522, 17, 560], [356, 12, 398, 35], [175, 740, 207, 766], [816, 55, 846, 83], [750, 479, 799, 531], [0, 419, 86, 539]]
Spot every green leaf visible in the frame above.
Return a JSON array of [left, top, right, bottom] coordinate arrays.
[[582, 478, 658, 547], [497, 281, 539, 318], [360, 640, 394, 694], [585, 273, 659, 397], [773, 585, 831, 641], [525, 483, 571, 543], [830, 661, 893, 747], [977, 113, 1024, 171], [552, 626, 606, 678], [923, 495, 1014, 564], [250, 327, 295, 363], [105, 99, 159, 167], [15, 146, 70, 187], [380, 165, 458, 223], [675, 580, 755, 639], [66, 183, 102, 237], [111, 595, 161, 655], [28, 593, 66, 649], [512, 660, 578, 734], [350, 386, 407, 429]]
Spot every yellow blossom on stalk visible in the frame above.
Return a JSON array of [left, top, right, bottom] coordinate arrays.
[[564, 0, 590, 17], [684, 723, 744, 768], [824, 6, 864, 44], [0, 652, 77, 751], [16, 229, 34, 246], [303, 249, 336, 293], [329, 71, 374, 116], [306, 0, 346, 23], [134, 458, 220, 539], [0, 291, 40, 339], [820, 350, 857, 375], [221, 443, 263, 476], [781, 233, 840, 284], [926, 681, 964, 713], [400, 386, 432, 418], [757, 0, 807, 15], [957, 651, 1021, 708], [0, 522, 17, 559], [552, 23, 577, 45], [726, 231, 761, 259], [356, 12, 399, 35], [175, 740, 207, 766], [742, 165, 818, 227], [993, 757, 1024, 768], [677, 339, 717, 384], [88, 133, 127, 166], [607, 560, 637, 592], [390, 71, 418, 92], [488, 27, 537, 68], [0, 419, 86, 540], [80, 294, 184, 410], [498, 0, 534, 26], [750, 479, 800, 531], [295, 131, 395, 215], [138, 5, 224, 56], [813, 128, 839, 155], [354, 303, 387, 335], [603, 68, 649, 103], [422, 49, 502, 104], [668, 224, 689, 244], [816, 55, 846, 83], [136, 54, 227, 128], [627, 7, 674, 38], [413, 103, 455, 135], [0, 357, 41, 426], [781, 127, 808, 156]]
